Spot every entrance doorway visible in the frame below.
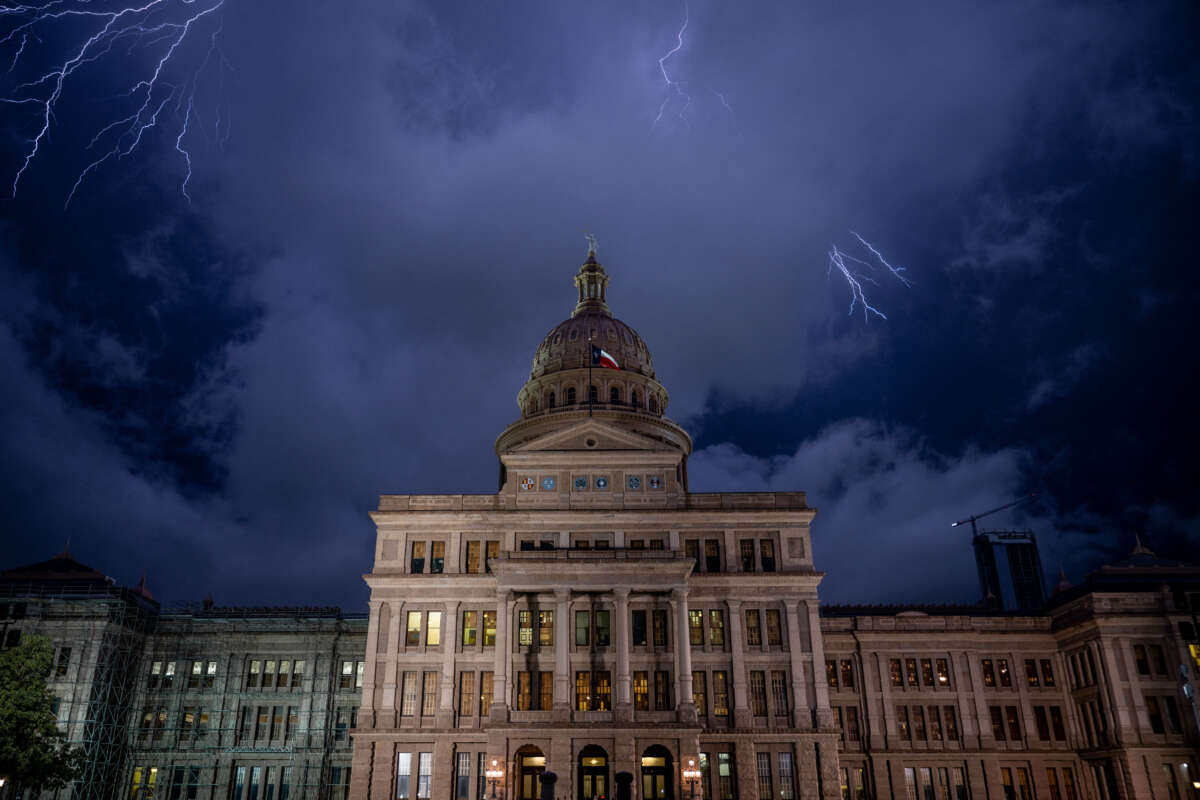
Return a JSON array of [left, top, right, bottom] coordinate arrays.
[[641, 745, 673, 800], [516, 746, 546, 800], [578, 745, 609, 800]]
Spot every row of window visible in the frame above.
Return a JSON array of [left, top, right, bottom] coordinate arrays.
[[896, 705, 961, 743], [532, 385, 660, 413], [1145, 693, 1184, 734], [1132, 642, 1171, 677], [149, 659, 218, 690], [982, 657, 1056, 689], [237, 705, 300, 744], [888, 658, 951, 690], [129, 766, 205, 800], [685, 537, 778, 573], [902, 766, 969, 800], [230, 764, 348, 800], [245, 659, 305, 690], [1077, 697, 1110, 748]]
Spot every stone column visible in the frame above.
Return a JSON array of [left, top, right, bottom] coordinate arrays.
[[437, 601, 460, 726], [555, 589, 572, 720], [965, 652, 991, 745], [726, 599, 750, 727], [361, 600, 382, 728], [614, 588, 633, 721], [491, 590, 512, 721], [380, 604, 403, 727], [672, 588, 696, 722], [784, 600, 812, 729], [806, 601, 833, 728]]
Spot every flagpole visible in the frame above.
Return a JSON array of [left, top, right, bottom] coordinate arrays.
[[588, 336, 593, 418]]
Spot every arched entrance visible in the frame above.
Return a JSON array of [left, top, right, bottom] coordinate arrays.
[[515, 746, 546, 800], [578, 745, 609, 800], [640, 745, 673, 800]]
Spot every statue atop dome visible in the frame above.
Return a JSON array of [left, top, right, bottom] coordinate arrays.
[[585, 232, 599, 255]]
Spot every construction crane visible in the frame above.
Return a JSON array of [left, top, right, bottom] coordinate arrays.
[[951, 493, 1037, 536]]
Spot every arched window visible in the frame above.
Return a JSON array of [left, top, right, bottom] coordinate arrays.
[[649, 395, 659, 414], [610, 387, 621, 405], [566, 387, 577, 405], [631, 390, 640, 409], [589, 385, 598, 404], [547, 392, 555, 409]]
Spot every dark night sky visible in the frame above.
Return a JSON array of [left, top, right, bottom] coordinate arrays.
[[1, 0, 1196, 609]]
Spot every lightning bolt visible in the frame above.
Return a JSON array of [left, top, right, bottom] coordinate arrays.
[[1, 0, 230, 208], [827, 232, 912, 322], [652, 0, 731, 131]]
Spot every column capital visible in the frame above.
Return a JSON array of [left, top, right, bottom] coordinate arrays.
[[498, 588, 512, 602], [613, 587, 631, 600], [671, 587, 689, 601], [724, 597, 742, 611], [555, 588, 571, 601]]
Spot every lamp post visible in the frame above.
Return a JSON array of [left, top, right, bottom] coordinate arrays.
[[485, 759, 505, 800], [681, 759, 701, 800]]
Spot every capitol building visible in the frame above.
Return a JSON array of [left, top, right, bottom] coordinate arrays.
[[2, 251, 1198, 800]]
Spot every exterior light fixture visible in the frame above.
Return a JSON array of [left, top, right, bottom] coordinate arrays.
[[682, 758, 702, 800], [485, 759, 505, 799]]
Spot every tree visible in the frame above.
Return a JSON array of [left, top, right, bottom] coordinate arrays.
[[0, 635, 84, 794]]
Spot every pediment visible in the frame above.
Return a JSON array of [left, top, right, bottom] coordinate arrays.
[[506, 419, 677, 453]]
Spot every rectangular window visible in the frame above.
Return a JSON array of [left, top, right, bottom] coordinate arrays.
[[576, 610, 590, 646], [739, 539, 756, 571], [466, 541, 481, 574], [263, 659, 277, 689], [1006, 705, 1022, 740], [517, 672, 532, 710], [709, 610, 725, 646], [689, 610, 704, 646], [1050, 704, 1066, 740], [920, 659, 934, 687], [1034, 705, 1051, 740], [896, 705, 910, 740], [483, 611, 497, 646], [826, 660, 838, 689], [411, 541, 426, 574], [748, 671, 767, 716], [982, 658, 996, 687], [1040, 658, 1056, 687], [456, 752, 471, 800], [406, 612, 422, 646], [717, 752, 734, 800], [685, 539, 700, 568], [421, 672, 438, 716], [427, 611, 442, 646], [417, 752, 432, 800], [595, 610, 610, 647], [704, 539, 721, 572], [841, 659, 855, 689], [187, 659, 201, 688], [485, 540, 499, 571], [595, 671, 611, 710], [745, 610, 762, 646], [1164, 695, 1183, 733], [760, 539, 776, 572], [519, 610, 533, 646], [1133, 644, 1150, 675], [397, 753, 412, 799], [150, 660, 163, 689], [460, 672, 475, 716], [480, 672, 493, 715], [765, 609, 782, 646], [889, 659, 903, 688], [905, 658, 918, 687], [278, 659, 290, 689], [1150, 644, 1167, 675], [538, 671, 553, 711], [944, 705, 959, 740], [538, 611, 554, 647], [632, 610, 647, 646], [913, 705, 927, 740], [998, 658, 1012, 687], [778, 754, 795, 800], [1024, 658, 1040, 687], [845, 706, 860, 742], [756, 752, 772, 800], [634, 671, 649, 710], [576, 671, 591, 711], [692, 671, 707, 714], [454, 611, 474, 647], [771, 671, 789, 716], [334, 707, 350, 741], [430, 541, 445, 573], [990, 705, 1006, 740], [936, 658, 950, 686], [652, 610, 667, 647], [927, 705, 942, 741], [285, 706, 296, 741], [655, 670, 671, 710], [713, 671, 729, 716], [292, 660, 304, 689], [401, 671, 419, 716]]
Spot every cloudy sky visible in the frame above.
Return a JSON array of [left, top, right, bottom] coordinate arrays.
[[1, 0, 1196, 608]]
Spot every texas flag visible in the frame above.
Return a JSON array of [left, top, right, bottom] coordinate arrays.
[[591, 344, 620, 370]]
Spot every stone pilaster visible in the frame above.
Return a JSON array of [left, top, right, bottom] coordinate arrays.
[[437, 600, 460, 727], [491, 590, 512, 721], [784, 600, 811, 729], [555, 588, 572, 721], [614, 587, 633, 721], [806, 601, 833, 728], [726, 598, 751, 728], [672, 588, 697, 723]]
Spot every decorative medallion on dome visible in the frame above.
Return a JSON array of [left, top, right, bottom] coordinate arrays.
[[574, 476, 588, 490], [542, 477, 556, 490], [595, 476, 609, 490], [649, 476, 662, 489], [628, 475, 641, 490]]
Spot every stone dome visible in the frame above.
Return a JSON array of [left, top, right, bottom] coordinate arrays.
[[514, 251, 669, 419], [528, 252, 656, 381]]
